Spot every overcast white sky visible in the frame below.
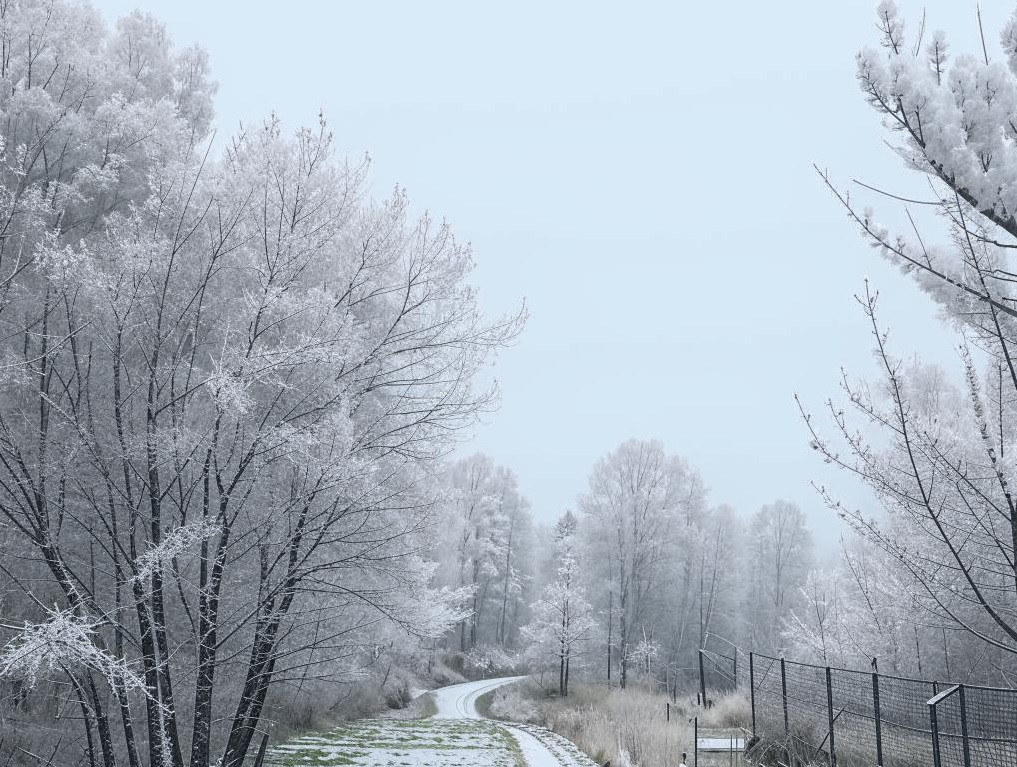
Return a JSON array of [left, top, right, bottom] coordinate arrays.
[[92, 0, 1011, 548]]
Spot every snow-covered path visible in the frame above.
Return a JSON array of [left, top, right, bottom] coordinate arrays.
[[431, 675, 526, 717], [267, 676, 598, 767], [506, 722, 600, 767], [432, 676, 597, 767]]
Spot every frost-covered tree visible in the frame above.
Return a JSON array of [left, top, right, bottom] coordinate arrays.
[[743, 501, 813, 654], [442, 455, 533, 651], [0, 3, 524, 766], [579, 439, 705, 689], [785, 537, 953, 677], [662, 501, 743, 695], [785, 568, 845, 668], [838, 537, 929, 673], [695, 505, 744, 649], [494, 478, 536, 647], [806, 0, 1017, 679], [520, 511, 595, 696]]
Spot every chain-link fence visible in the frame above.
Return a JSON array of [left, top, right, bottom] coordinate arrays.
[[739, 652, 1017, 767]]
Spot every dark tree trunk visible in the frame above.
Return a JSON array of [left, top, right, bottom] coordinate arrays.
[[565, 652, 571, 697], [86, 673, 118, 767], [190, 450, 230, 767]]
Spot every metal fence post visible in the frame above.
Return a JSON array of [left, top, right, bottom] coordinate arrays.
[[929, 684, 962, 767], [699, 649, 707, 708], [694, 715, 699, 767], [749, 651, 756, 738], [959, 684, 971, 767], [930, 696, 942, 767], [825, 666, 836, 767], [872, 670, 883, 767], [780, 656, 789, 739]]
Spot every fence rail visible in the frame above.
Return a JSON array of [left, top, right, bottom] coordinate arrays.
[[700, 646, 1017, 767]]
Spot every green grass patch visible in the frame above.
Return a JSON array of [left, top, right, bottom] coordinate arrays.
[[410, 692, 437, 719], [473, 688, 497, 718], [271, 746, 363, 766], [267, 716, 524, 767]]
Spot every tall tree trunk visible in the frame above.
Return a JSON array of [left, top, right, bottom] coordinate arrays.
[[619, 592, 629, 689], [470, 557, 482, 648], [222, 626, 279, 767], [607, 589, 613, 682], [497, 515, 515, 645], [564, 651, 571, 697], [103, 477, 141, 767], [560, 602, 568, 695], [475, 575, 492, 648], [131, 579, 167, 767], [222, 508, 307, 767], [75, 680, 98, 767], [146, 340, 184, 767], [86, 673, 118, 767], [190, 498, 231, 767]]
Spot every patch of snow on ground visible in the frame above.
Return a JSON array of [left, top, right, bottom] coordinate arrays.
[[268, 676, 597, 767], [267, 718, 520, 767], [505, 723, 599, 767]]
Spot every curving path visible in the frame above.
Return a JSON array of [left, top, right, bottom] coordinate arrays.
[[431, 675, 526, 718], [431, 676, 598, 767], [268, 676, 597, 767]]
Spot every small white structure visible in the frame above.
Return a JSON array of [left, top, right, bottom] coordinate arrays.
[[698, 737, 745, 751], [697, 736, 746, 766]]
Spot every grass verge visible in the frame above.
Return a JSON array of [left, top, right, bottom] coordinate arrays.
[[483, 679, 751, 767]]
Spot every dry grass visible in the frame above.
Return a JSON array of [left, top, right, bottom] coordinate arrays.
[[486, 680, 751, 767], [488, 681, 692, 767], [698, 690, 752, 729], [547, 684, 696, 767]]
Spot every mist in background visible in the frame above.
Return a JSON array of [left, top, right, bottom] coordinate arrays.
[[90, 0, 1006, 548]]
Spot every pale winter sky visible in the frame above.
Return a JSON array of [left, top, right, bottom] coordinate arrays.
[[93, 0, 1009, 548]]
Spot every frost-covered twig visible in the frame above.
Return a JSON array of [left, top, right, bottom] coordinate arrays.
[[130, 518, 223, 587], [0, 608, 148, 696]]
